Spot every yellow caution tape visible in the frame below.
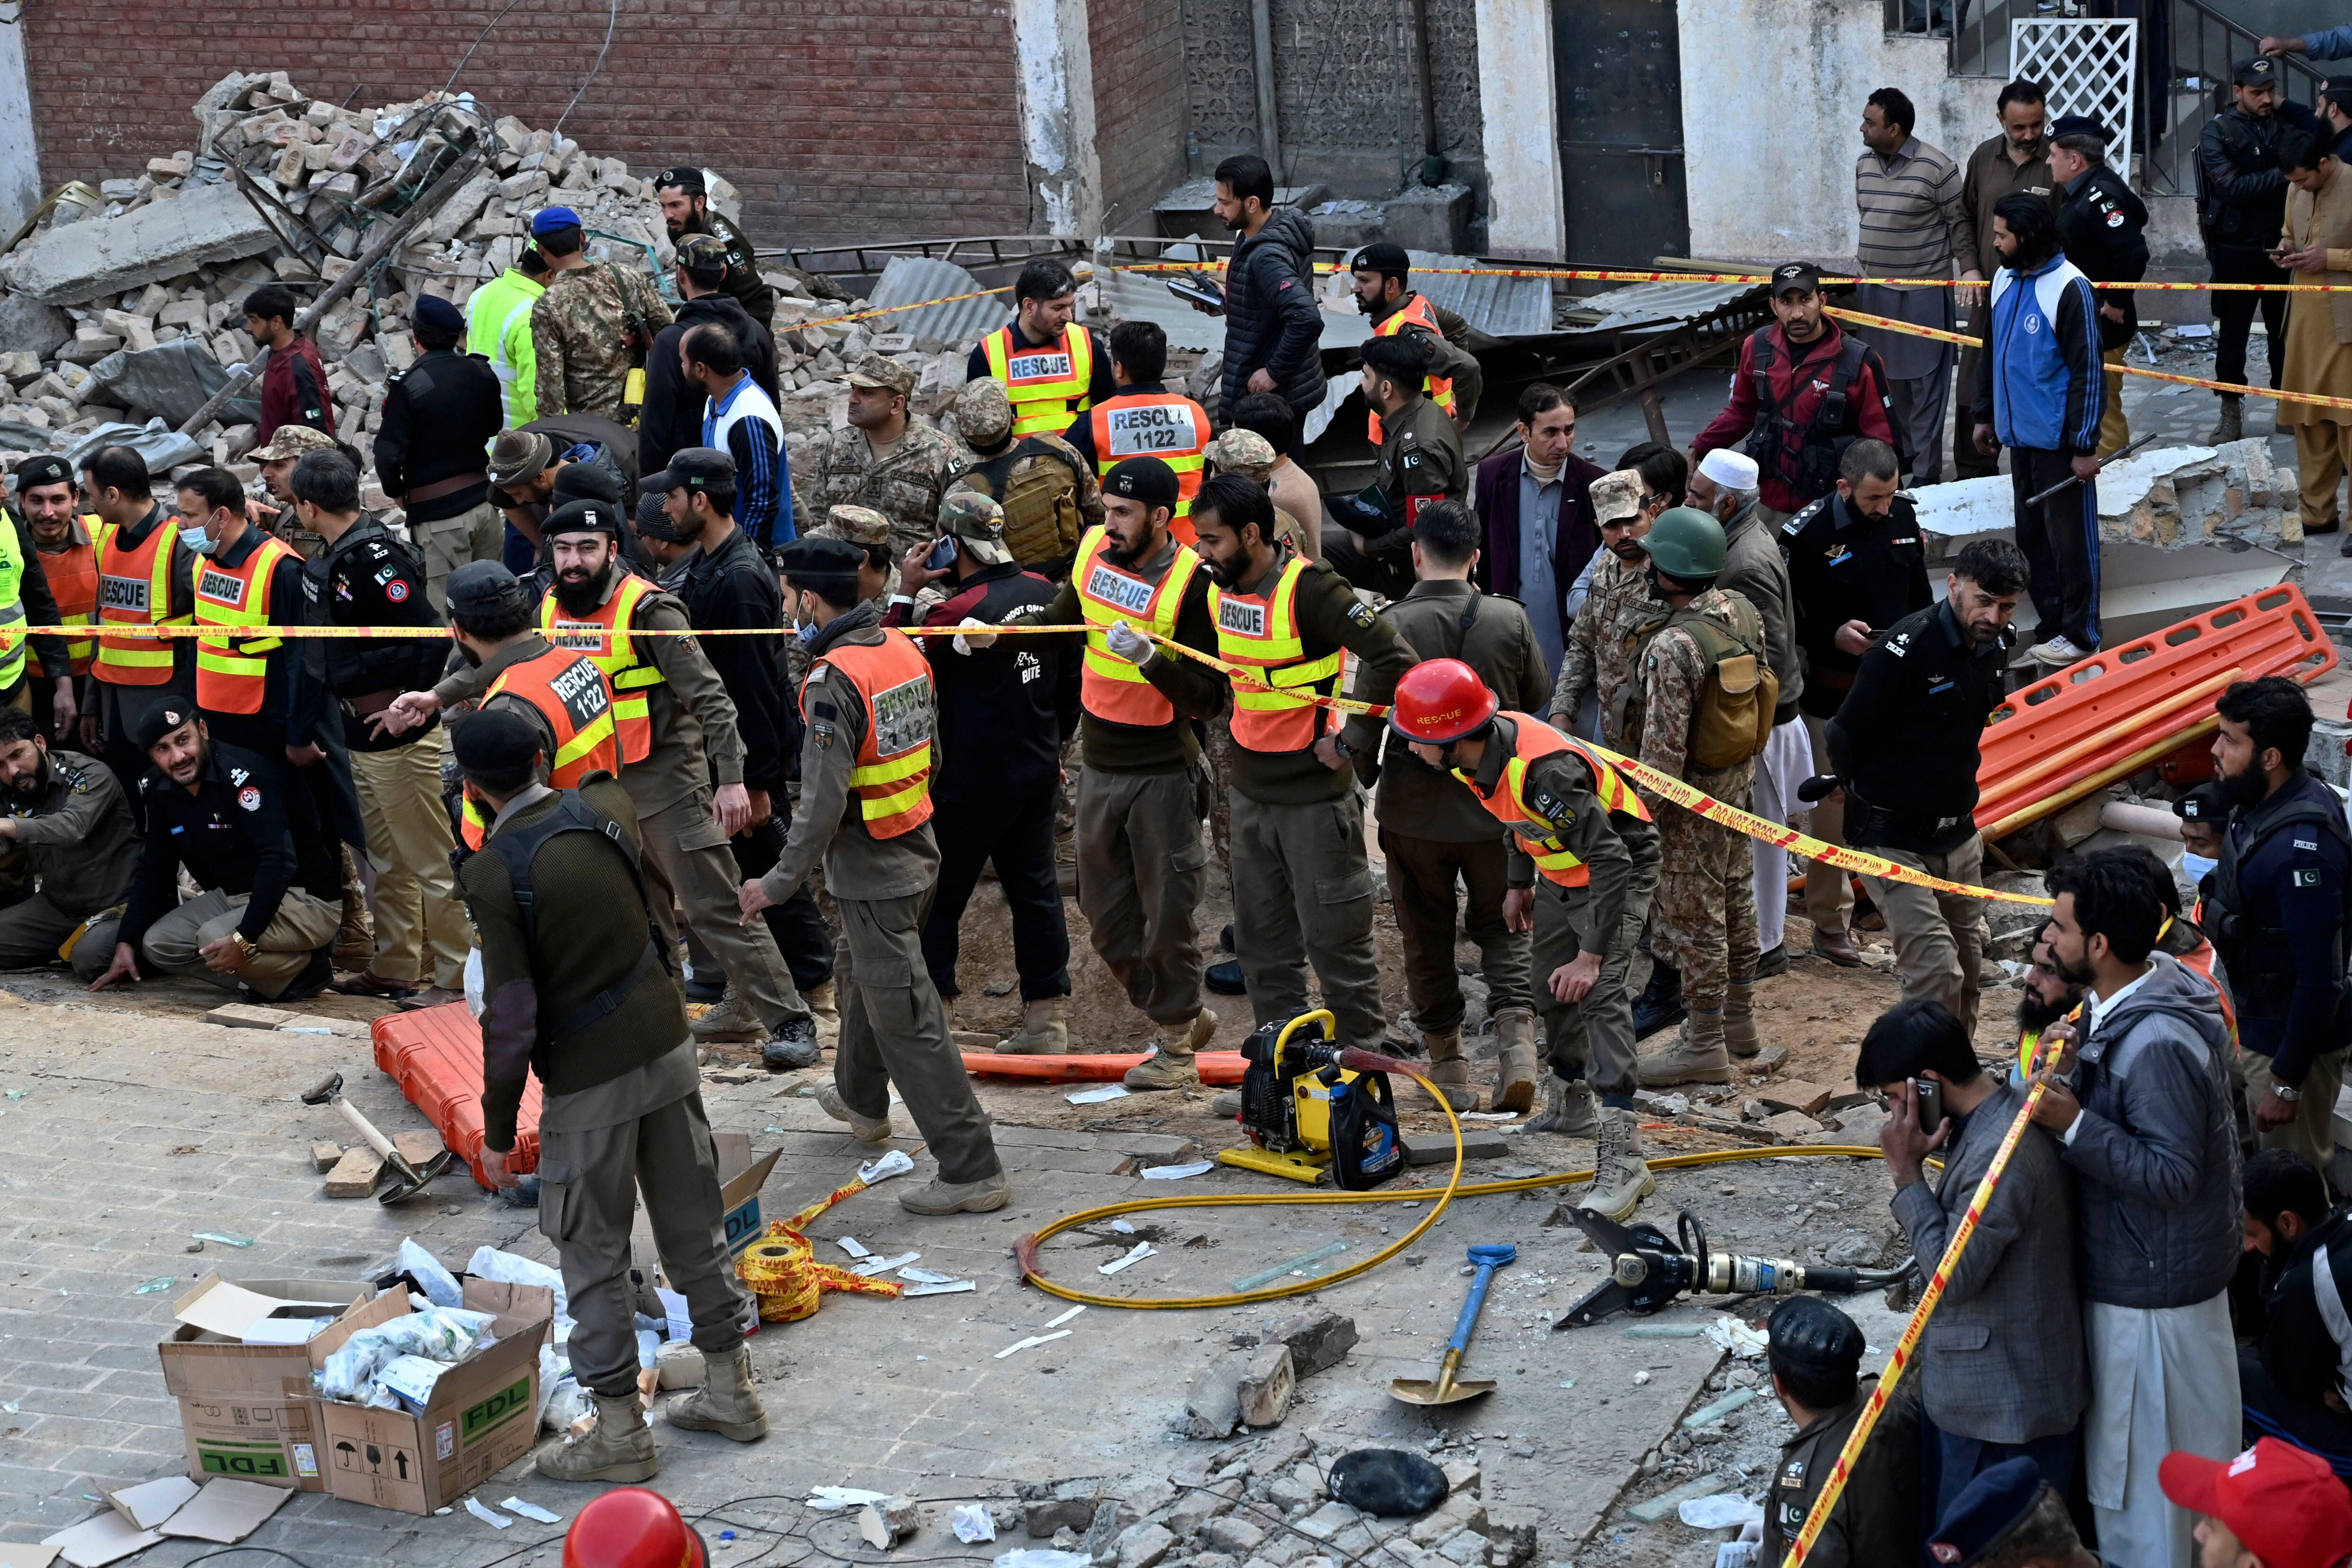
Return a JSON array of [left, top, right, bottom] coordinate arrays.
[[1122, 258, 2352, 293]]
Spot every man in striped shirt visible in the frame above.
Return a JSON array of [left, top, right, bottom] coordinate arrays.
[[683, 323, 793, 552], [1855, 87, 1968, 490]]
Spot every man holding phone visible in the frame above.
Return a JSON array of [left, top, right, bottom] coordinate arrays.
[[1862, 996, 2086, 1529]]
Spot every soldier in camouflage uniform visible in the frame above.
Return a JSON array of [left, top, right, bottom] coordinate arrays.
[[795, 356, 967, 571], [1626, 508, 1764, 1089], [944, 378, 1102, 580], [1549, 470, 1657, 748], [528, 207, 675, 420]]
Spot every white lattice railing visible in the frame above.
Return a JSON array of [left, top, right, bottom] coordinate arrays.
[[2013, 18, 2139, 160]]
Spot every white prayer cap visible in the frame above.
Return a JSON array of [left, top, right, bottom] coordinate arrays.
[[1697, 448, 1761, 491]]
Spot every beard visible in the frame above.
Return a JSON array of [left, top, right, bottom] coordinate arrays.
[[4, 757, 45, 802], [2216, 758, 2269, 812], [553, 562, 613, 617], [1201, 552, 1245, 588], [1101, 529, 1152, 568], [666, 211, 707, 241], [2015, 984, 2077, 1037], [2053, 948, 2098, 988]]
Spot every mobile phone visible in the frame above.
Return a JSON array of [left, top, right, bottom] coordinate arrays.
[[925, 537, 958, 571], [1911, 1076, 1944, 1137], [1167, 276, 1226, 314]]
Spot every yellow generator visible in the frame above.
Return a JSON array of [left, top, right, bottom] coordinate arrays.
[[1215, 1011, 1407, 1188]]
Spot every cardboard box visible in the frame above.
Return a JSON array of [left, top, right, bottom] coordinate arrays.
[[310, 1278, 553, 1515], [156, 1276, 376, 1492], [713, 1132, 784, 1260]]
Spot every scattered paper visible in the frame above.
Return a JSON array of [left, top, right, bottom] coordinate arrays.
[[836, 1237, 872, 1259], [808, 1488, 891, 1512], [1067, 1085, 1130, 1105], [154, 1479, 291, 1543], [950, 1503, 997, 1543], [1716, 1545, 1759, 1568], [859, 1149, 915, 1185], [239, 1317, 324, 1347], [465, 1498, 513, 1529], [0, 1545, 62, 1568], [1458, 1111, 1519, 1122], [1098, 1242, 1156, 1275], [851, 1250, 921, 1277], [500, 1498, 564, 1525], [898, 1266, 958, 1283], [104, 1479, 197, 1532], [1045, 1304, 1087, 1327], [39, 1514, 159, 1568], [1141, 1160, 1214, 1179], [1109, 1219, 1135, 1234], [905, 1280, 976, 1297], [1707, 1315, 1769, 1359], [995, 1551, 1093, 1568], [994, 1330, 1072, 1359], [1678, 1495, 1764, 1531]]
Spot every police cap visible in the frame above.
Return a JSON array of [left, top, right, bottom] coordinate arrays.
[[2049, 113, 2110, 143], [1771, 261, 1822, 298], [775, 536, 867, 597], [133, 701, 200, 754], [1926, 1458, 2049, 1566], [447, 560, 530, 619], [412, 294, 465, 335], [644, 446, 735, 496], [1765, 1295, 1864, 1380], [452, 706, 545, 779]]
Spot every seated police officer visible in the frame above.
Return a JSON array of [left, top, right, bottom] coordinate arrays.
[[1761, 1295, 1922, 1568], [89, 702, 341, 1000], [0, 704, 140, 980]]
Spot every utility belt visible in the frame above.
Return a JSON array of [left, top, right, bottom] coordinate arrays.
[[1844, 784, 1976, 857], [338, 687, 401, 719], [404, 472, 489, 506]]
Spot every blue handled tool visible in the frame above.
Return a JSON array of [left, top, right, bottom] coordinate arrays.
[[1391, 1243, 1515, 1405]]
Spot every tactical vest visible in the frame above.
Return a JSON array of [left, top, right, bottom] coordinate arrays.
[[194, 534, 295, 715], [1209, 552, 1343, 753], [958, 441, 1090, 569], [538, 573, 667, 765], [1453, 712, 1650, 887], [807, 630, 935, 838], [1740, 329, 1875, 502], [2211, 793, 2352, 1024], [982, 322, 1097, 437], [1365, 294, 1458, 445], [1072, 525, 1199, 728], [1618, 600, 1777, 769]]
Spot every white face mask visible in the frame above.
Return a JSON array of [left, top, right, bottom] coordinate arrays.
[[2182, 850, 2217, 884]]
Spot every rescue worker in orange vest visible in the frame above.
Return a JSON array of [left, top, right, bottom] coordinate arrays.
[[1059, 321, 1212, 540], [10, 455, 95, 746], [740, 537, 1009, 1217], [968, 258, 1113, 439], [1348, 242, 1483, 444], [1390, 657, 1665, 1220], [1137, 473, 1415, 1061], [84, 443, 195, 826], [178, 466, 318, 760]]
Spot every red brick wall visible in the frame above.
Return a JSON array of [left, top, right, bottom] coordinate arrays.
[[1088, 0, 1188, 231], [21, 0, 1031, 248]]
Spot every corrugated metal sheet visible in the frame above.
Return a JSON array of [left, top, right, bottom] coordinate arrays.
[[1559, 279, 1760, 333], [864, 255, 1005, 343], [1399, 250, 1554, 338]]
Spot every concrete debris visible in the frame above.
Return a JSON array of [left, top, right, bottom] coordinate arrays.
[[1263, 1308, 1358, 1377], [1915, 439, 2304, 552], [1234, 1345, 1295, 1428], [2, 182, 279, 305]]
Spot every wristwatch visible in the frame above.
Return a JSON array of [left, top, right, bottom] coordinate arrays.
[[1330, 733, 1354, 759], [229, 932, 258, 962], [2272, 1082, 2303, 1103]]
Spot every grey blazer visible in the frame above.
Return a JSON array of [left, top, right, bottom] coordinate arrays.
[[1890, 1077, 2088, 1443]]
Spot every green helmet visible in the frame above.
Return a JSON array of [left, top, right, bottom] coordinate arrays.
[[1639, 507, 1728, 580]]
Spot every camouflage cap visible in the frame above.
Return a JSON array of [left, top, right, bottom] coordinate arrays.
[[955, 376, 1013, 446], [1590, 467, 1646, 525], [821, 504, 891, 546], [250, 424, 340, 463], [847, 355, 916, 396], [1204, 427, 1275, 481], [675, 233, 731, 274], [939, 490, 1014, 566]]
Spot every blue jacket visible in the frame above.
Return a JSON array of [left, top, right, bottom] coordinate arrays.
[[1972, 252, 2103, 455]]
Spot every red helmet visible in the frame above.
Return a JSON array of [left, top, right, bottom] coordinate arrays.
[[564, 1488, 709, 1568], [1388, 657, 1499, 746]]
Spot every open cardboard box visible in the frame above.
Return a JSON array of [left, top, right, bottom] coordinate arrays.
[[307, 1277, 554, 1515], [156, 1275, 376, 1491]]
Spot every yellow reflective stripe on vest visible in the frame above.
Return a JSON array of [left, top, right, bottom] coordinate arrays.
[[985, 325, 1094, 436], [850, 744, 933, 821], [1075, 526, 1196, 688], [0, 512, 27, 689], [195, 536, 291, 685], [1212, 555, 1343, 712], [552, 705, 617, 773]]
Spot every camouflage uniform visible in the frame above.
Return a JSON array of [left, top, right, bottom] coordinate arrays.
[[796, 420, 966, 570], [530, 261, 675, 419], [1551, 550, 1661, 750], [1634, 587, 1764, 1016], [249, 423, 342, 557]]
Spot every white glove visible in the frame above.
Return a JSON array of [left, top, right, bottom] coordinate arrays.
[[953, 615, 998, 656], [1105, 619, 1153, 666]]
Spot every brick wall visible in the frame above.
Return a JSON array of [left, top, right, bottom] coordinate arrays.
[[20, 0, 1032, 248], [1088, 0, 1188, 231]]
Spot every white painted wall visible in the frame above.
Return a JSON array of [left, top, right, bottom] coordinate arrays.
[[0, 5, 39, 240], [1011, 0, 1105, 238], [1679, 0, 2002, 262], [1475, 0, 1566, 260]]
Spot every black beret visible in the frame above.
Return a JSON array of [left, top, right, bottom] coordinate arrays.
[[452, 707, 545, 776], [2174, 782, 2225, 822], [133, 701, 199, 753], [544, 498, 620, 539], [14, 455, 73, 491], [655, 166, 706, 194], [551, 462, 622, 508], [1767, 1295, 1864, 1377], [1103, 456, 1178, 511]]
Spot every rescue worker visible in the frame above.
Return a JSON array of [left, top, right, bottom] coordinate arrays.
[[796, 356, 966, 570], [0, 704, 138, 981], [90, 703, 341, 1000], [454, 707, 767, 1484], [655, 165, 776, 329], [969, 258, 1113, 439], [946, 377, 1101, 579], [465, 240, 547, 427], [1362, 501, 1550, 1111], [85, 443, 196, 827], [0, 469, 68, 733], [177, 466, 319, 762], [1059, 321, 1211, 537], [1625, 508, 1771, 1087], [1324, 333, 1468, 601], [1136, 473, 1415, 1060], [1760, 1295, 1923, 1568], [10, 455, 93, 745], [1347, 241, 1484, 439], [530, 206, 675, 421], [2049, 115, 2150, 458], [1390, 659, 1663, 1218], [2209, 675, 2352, 1172], [741, 538, 1011, 1216], [289, 452, 471, 1009], [373, 293, 506, 611]]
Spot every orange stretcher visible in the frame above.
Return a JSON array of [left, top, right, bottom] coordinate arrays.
[[962, 1050, 1248, 1084], [1974, 584, 2334, 839], [372, 1002, 540, 1188]]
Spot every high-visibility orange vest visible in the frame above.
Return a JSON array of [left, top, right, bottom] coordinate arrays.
[[1072, 524, 1199, 729], [1453, 712, 1651, 888], [981, 322, 1096, 438], [539, 573, 666, 765], [1209, 552, 1344, 753], [460, 648, 620, 849], [805, 629, 934, 839], [1087, 391, 1211, 539], [194, 533, 295, 715], [40, 525, 100, 676], [1365, 293, 1457, 446], [94, 514, 191, 686]]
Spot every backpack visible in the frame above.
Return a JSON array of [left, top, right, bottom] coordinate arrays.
[[1623, 601, 1778, 770], [959, 438, 1087, 569]]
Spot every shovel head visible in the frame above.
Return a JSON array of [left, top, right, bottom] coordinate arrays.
[[376, 1149, 457, 1204], [1388, 1374, 1497, 1406]]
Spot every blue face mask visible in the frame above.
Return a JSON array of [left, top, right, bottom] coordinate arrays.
[[2182, 850, 2217, 884], [796, 620, 820, 647]]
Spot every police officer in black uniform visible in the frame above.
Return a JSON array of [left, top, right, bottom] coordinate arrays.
[[2050, 114, 2149, 457], [1759, 1295, 1921, 1568], [2198, 56, 2321, 441], [2208, 675, 2352, 1173], [374, 294, 504, 611], [655, 167, 776, 330]]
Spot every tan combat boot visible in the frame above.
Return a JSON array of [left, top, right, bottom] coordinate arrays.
[[1124, 1008, 1214, 1090], [1724, 980, 1760, 1059], [900, 1167, 1012, 1215], [333, 864, 374, 971], [1637, 1007, 1733, 1086], [536, 1390, 658, 1483], [998, 997, 1070, 1054], [1576, 1105, 1655, 1221], [1490, 1007, 1540, 1113], [816, 1083, 892, 1143], [1525, 1074, 1598, 1137], [803, 979, 840, 1044], [1417, 1025, 1472, 1107], [666, 1344, 768, 1441], [690, 983, 767, 1043]]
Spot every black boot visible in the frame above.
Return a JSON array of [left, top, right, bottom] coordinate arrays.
[[1631, 963, 1684, 1041]]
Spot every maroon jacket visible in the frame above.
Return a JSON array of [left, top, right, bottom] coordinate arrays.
[[257, 334, 335, 444], [1472, 448, 1604, 633], [1692, 321, 1897, 515]]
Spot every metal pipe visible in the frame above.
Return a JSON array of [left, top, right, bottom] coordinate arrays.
[[1250, 0, 1282, 176]]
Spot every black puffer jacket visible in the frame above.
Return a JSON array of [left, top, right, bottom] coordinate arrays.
[[1220, 206, 1326, 422]]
